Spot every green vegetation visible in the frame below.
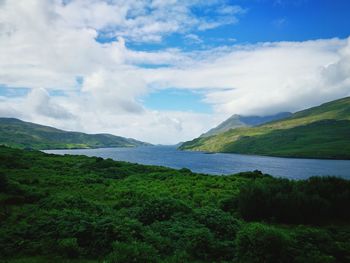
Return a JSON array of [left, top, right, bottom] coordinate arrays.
[[180, 96, 350, 159], [235, 175, 350, 224], [0, 118, 150, 150], [1, 146, 349, 262], [201, 112, 291, 137]]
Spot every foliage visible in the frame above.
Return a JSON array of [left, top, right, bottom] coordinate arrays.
[[235, 176, 350, 224], [106, 241, 158, 263], [235, 223, 292, 263], [57, 238, 81, 258], [0, 172, 8, 191], [0, 146, 349, 262]]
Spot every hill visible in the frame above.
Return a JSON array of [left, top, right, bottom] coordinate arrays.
[[180, 96, 350, 159], [201, 112, 292, 137], [0, 118, 150, 150], [1, 146, 349, 262]]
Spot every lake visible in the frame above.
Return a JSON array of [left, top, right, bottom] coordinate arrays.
[[44, 146, 350, 179]]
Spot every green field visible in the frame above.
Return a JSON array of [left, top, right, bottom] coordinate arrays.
[[180, 97, 350, 159], [1, 146, 349, 262], [0, 118, 149, 150]]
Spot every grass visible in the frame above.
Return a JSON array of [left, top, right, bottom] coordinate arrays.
[[180, 96, 350, 159]]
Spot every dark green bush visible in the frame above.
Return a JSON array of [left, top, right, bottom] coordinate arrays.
[[236, 176, 350, 224], [291, 226, 350, 263], [138, 197, 191, 225], [194, 207, 241, 239], [105, 241, 158, 263], [184, 227, 215, 260], [235, 223, 292, 263], [0, 172, 8, 192], [39, 195, 102, 213], [57, 238, 81, 258], [179, 168, 192, 173]]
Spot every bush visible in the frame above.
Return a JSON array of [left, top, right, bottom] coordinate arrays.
[[291, 227, 339, 263], [236, 170, 270, 179], [235, 223, 292, 263], [105, 241, 158, 263], [0, 172, 8, 192], [184, 227, 215, 260], [39, 195, 101, 213], [179, 168, 192, 174], [138, 197, 191, 225], [195, 207, 241, 239], [57, 238, 81, 258], [236, 176, 350, 224]]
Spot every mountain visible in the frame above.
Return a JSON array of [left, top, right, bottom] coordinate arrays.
[[179, 96, 350, 159], [0, 118, 150, 150], [201, 112, 292, 137]]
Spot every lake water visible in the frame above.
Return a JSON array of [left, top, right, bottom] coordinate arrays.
[[44, 146, 350, 180]]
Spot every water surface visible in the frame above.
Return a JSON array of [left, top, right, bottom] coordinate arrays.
[[44, 146, 350, 179]]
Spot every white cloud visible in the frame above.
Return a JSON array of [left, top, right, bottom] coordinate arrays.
[[216, 5, 245, 15], [184, 34, 203, 44], [81, 69, 146, 114], [27, 88, 75, 119], [55, 0, 243, 42], [143, 38, 350, 115], [0, 0, 350, 144]]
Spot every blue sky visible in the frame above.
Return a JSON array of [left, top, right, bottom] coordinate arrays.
[[1, 0, 350, 143], [141, 88, 212, 113], [225, 0, 350, 44], [126, 0, 350, 51]]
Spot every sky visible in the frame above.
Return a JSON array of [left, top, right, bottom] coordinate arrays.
[[0, 0, 350, 144]]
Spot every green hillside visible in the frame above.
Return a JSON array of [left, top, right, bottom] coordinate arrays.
[[0, 118, 149, 150], [201, 112, 291, 137], [180, 97, 350, 159], [1, 146, 350, 262]]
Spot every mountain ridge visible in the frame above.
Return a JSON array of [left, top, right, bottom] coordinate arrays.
[[0, 117, 150, 150], [201, 112, 292, 137], [179, 96, 350, 159]]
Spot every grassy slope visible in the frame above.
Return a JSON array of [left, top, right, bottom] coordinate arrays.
[[1, 147, 349, 262], [180, 97, 350, 159], [0, 118, 149, 150], [201, 112, 292, 138]]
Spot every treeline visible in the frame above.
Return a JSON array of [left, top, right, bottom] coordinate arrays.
[[0, 146, 350, 262], [231, 176, 350, 224]]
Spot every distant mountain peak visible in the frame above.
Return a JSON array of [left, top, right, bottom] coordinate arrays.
[[200, 112, 292, 138]]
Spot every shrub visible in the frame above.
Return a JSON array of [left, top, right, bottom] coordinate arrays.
[[235, 223, 292, 263], [0, 172, 8, 192], [236, 176, 350, 224], [195, 207, 241, 239], [179, 168, 192, 174], [291, 227, 339, 263], [138, 197, 191, 225], [39, 195, 101, 213], [105, 241, 158, 263], [57, 238, 81, 258], [184, 227, 215, 260]]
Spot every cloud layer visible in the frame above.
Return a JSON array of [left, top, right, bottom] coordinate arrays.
[[0, 0, 349, 144]]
